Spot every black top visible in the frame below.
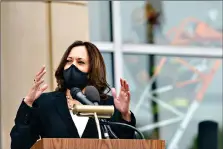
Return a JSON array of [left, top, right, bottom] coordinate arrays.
[[10, 91, 136, 149]]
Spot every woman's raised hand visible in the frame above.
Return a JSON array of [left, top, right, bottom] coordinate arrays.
[[24, 65, 48, 107]]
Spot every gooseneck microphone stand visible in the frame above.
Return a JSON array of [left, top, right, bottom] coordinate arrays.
[[100, 119, 145, 140], [100, 119, 118, 139]]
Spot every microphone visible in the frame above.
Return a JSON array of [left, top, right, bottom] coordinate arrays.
[[85, 86, 145, 140], [70, 87, 104, 139], [71, 86, 115, 139], [84, 86, 117, 139], [71, 86, 145, 139], [85, 86, 100, 104], [70, 87, 94, 105], [70, 87, 114, 118]]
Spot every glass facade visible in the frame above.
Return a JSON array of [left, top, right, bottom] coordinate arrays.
[[121, 1, 222, 47], [123, 55, 222, 148], [88, 1, 112, 42], [101, 52, 114, 88], [88, 1, 222, 148], [120, 1, 147, 43]]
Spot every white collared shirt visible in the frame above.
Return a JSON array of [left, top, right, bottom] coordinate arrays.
[[69, 111, 89, 137]]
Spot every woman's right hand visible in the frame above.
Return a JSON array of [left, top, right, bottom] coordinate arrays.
[[24, 65, 48, 107]]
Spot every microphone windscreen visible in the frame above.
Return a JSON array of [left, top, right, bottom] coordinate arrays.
[[85, 86, 100, 103]]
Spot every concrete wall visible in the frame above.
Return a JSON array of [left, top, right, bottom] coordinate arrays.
[[0, 1, 89, 149]]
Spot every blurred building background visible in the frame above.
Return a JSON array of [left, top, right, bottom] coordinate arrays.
[[1, 1, 222, 149]]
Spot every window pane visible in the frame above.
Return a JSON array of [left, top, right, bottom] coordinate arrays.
[[101, 52, 114, 89], [121, 1, 147, 43], [88, 2, 112, 42], [123, 54, 222, 148], [121, 1, 223, 48]]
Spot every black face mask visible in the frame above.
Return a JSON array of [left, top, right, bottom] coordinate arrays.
[[63, 64, 88, 90]]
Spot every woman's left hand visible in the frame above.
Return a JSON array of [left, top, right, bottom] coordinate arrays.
[[112, 78, 131, 122]]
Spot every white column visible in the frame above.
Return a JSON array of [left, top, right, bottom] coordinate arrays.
[[112, 1, 123, 92]]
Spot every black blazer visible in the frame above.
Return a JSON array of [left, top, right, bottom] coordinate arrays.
[[10, 91, 136, 149]]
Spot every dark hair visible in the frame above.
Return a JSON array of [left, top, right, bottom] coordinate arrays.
[[55, 41, 110, 99]]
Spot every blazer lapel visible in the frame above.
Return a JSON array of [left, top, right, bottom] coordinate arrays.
[[82, 118, 98, 138], [52, 91, 80, 138]]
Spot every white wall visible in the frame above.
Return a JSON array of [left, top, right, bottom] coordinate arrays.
[[0, 1, 89, 149]]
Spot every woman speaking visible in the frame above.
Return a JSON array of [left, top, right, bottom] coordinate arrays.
[[10, 41, 136, 149]]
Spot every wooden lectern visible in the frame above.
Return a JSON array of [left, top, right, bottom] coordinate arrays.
[[31, 138, 165, 149]]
